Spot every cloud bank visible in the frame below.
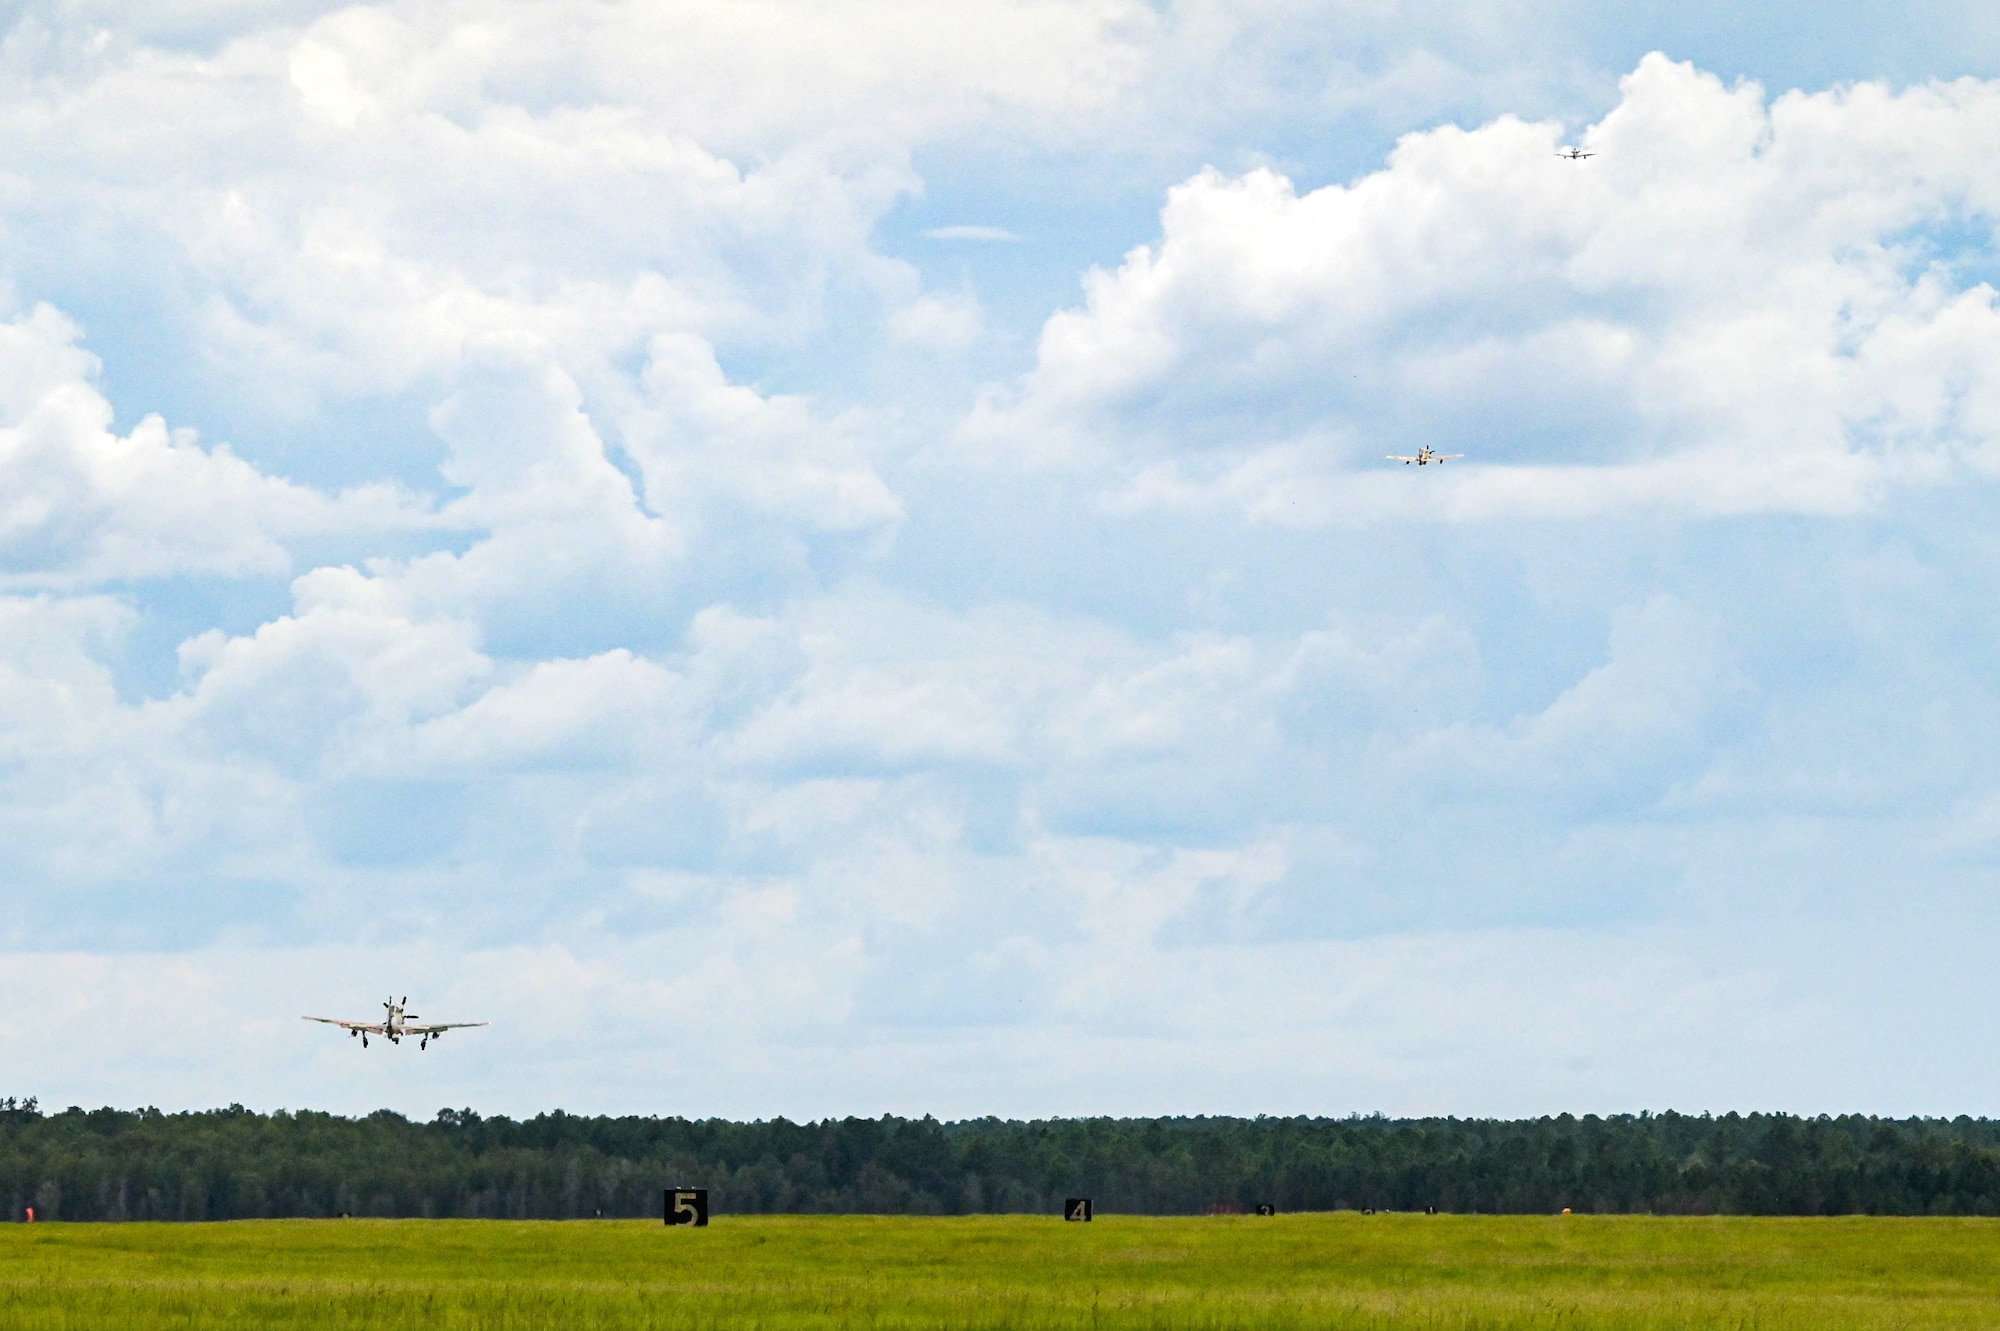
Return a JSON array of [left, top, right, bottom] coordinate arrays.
[[2, 5, 1999, 1119]]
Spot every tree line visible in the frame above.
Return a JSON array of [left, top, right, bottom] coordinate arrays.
[[4, 1097, 2000, 1221]]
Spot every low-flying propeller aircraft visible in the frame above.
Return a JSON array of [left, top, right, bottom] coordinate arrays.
[[1556, 147, 1594, 161], [304, 998, 488, 1051], [1387, 445, 1464, 466]]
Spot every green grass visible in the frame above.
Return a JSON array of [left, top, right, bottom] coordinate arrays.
[[2, 1213, 1997, 1329]]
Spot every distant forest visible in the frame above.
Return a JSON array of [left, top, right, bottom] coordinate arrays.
[[5, 1098, 2000, 1221]]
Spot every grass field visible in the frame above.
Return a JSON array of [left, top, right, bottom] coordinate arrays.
[[2, 1212, 1997, 1329]]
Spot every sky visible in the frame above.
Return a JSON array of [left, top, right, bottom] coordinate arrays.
[[5, 1, 2000, 1122]]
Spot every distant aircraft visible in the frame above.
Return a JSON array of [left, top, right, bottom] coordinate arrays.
[[304, 997, 488, 1051], [1556, 147, 1594, 161], [1387, 445, 1464, 466]]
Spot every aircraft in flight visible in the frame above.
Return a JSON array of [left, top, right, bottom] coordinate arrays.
[[304, 997, 488, 1050], [1556, 147, 1594, 161], [1387, 445, 1464, 466]]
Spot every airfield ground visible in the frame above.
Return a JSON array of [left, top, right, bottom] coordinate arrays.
[[1, 1212, 1996, 1328]]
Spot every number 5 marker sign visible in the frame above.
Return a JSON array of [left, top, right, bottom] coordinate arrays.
[[664, 1189, 709, 1227]]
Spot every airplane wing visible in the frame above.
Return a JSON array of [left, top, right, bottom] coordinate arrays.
[[402, 1022, 489, 1035], [1387, 455, 1417, 462], [303, 1016, 387, 1033], [1436, 454, 1464, 461]]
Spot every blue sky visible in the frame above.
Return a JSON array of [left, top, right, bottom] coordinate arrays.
[[5, 0, 2000, 1120]]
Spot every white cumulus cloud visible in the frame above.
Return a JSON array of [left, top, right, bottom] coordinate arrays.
[[0, 304, 422, 585], [969, 55, 2000, 520]]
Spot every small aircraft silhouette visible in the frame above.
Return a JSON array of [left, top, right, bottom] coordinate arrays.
[[1556, 147, 1594, 161], [304, 997, 488, 1051], [1387, 445, 1464, 466]]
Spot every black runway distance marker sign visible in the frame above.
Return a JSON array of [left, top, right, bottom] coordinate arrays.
[[1255, 1203, 1276, 1216], [1064, 1197, 1092, 1222], [664, 1188, 709, 1227]]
